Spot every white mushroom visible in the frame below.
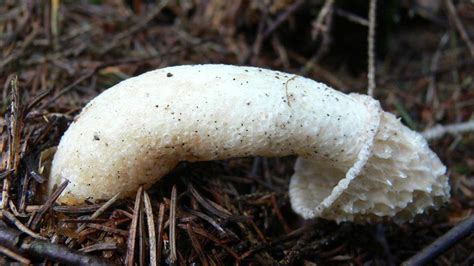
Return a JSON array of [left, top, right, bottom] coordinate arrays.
[[48, 64, 450, 223]]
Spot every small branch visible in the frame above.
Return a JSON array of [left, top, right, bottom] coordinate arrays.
[[29, 179, 69, 231], [311, 0, 335, 40], [1, 210, 46, 240], [0, 244, 31, 264], [79, 242, 117, 253], [168, 185, 178, 264], [444, 0, 474, 58], [426, 32, 449, 105], [143, 191, 157, 266], [2, 76, 23, 210], [402, 215, 474, 266], [0, 225, 110, 265], [156, 202, 166, 264], [0, 23, 39, 73], [334, 8, 369, 27], [186, 223, 207, 265], [138, 199, 145, 266], [66, 192, 121, 245], [247, 0, 304, 64], [422, 120, 474, 140], [86, 223, 129, 237], [99, 0, 170, 54], [263, 0, 305, 40], [367, 0, 377, 97], [125, 186, 143, 266], [42, 45, 201, 108], [302, 0, 335, 75]]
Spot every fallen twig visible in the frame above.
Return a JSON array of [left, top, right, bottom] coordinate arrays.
[[66, 192, 122, 245], [86, 223, 129, 237], [156, 202, 166, 264], [334, 8, 369, 26], [422, 120, 474, 140], [143, 191, 157, 266], [2, 76, 23, 210], [444, 0, 474, 58], [168, 185, 178, 264], [0, 210, 46, 240], [187, 223, 208, 266], [367, 0, 377, 97], [302, 0, 335, 74], [29, 179, 69, 230], [402, 215, 474, 266], [125, 186, 143, 266], [99, 0, 170, 54], [0, 225, 110, 265], [311, 0, 336, 40], [263, 0, 305, 40], [0, 244, 31, 264]]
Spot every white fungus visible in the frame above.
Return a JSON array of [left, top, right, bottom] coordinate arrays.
[[48, 64, 450, 223]]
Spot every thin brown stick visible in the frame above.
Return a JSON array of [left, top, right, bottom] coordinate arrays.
[[138, 195, 145, 266], [302, 0, 335, 75], [444, 0, 474, 58], [168, 185, 178, 264], [0, 210, 46, 240], [263, 0, 305, 40], [0, 23, 39, 72], [187, 223, 208, 266], [43, 45, 198, 108], [66, 192, 121, 245], [188, 184, 232, 220], [29, 179, 69, 230], [86, 223, 129, 237], [99, 0, 170, 54], [367, 0, 377, 97], [143, 191, 157, 266], [270, 195, 291, 233], [426, 32, 449, 105], [79, 242, 117, 253], [44, 68, 96, 107], [422, 120, 474, 140], [0, 244, 31, 264], [26, 204, 101, 214], [156, 202, 166, 264], [188, 226, 240, 261], [334, 7, 369, 26], [51, 0, 60, 40], [2, 76, 22, 210], [311, 0, 335, 40], [248, 1, 269, 64], [0, 225, 109, 265], [402, 215, 474, 265], [126, 186, 143, 266], [185, 209, 229, 238]]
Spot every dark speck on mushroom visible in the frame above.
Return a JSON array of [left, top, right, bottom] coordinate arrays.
[[167, 73, 173, 77]]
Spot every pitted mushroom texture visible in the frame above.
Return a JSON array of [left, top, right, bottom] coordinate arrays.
[[49, 64, 450, 223]]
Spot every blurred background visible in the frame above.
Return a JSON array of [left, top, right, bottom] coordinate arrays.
[[0, 0, 473, 265]]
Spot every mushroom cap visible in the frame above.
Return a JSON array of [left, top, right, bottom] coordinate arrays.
[[290, 94, 450, 223]]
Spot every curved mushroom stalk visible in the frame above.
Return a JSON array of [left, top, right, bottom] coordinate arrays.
[[48, 64, 450, 223]]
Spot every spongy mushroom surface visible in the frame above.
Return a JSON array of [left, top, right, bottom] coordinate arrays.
[[49, 64, 450, 223]]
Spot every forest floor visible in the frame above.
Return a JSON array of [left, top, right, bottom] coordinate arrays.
[[0, 0, 473, 265]]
